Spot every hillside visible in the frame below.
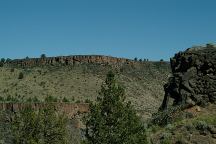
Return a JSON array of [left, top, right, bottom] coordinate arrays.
[[150, 104, 216, 144], [0, 55, 170, 117]]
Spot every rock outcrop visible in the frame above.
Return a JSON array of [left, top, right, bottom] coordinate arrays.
[[0, 103, 89, 118], [7, 55, 134, 67], [160, 44, 216, 110]]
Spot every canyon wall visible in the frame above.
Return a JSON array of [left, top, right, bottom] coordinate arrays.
[[0, 103, 89, 118], [7, 55, 134, 67]]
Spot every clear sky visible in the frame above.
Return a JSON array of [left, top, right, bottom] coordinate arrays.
[[0, 0, 216, 61]]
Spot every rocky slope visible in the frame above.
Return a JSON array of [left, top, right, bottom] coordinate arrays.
[[160, 44, 216, 110], [151, 44, 216, 144], [150, 104, 216, 144]]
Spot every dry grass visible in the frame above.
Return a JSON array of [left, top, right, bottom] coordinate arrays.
[[0, 62, 170, 117]]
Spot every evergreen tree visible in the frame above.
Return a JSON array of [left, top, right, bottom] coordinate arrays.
[[83, 71, 147, 144], [10, 105, 69, 144], [6, 58, 12, 62], [12, 107, 43, 144], [40, 54, 46, 59], [1, 58, 5, 63], [0, 62, 3, 67], [41, 105, 69, 144], [0, 58, 5, 67]]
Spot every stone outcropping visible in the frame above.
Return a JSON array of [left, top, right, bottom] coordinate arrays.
[[7, 55, 134, 67], [160, 44, 216, 110], [0, 103, 89, 118]]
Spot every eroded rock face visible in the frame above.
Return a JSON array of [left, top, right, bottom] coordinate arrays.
[[160, 44, 216, 110], [0, 103, 89, 118], [7, 55, 134, 67]]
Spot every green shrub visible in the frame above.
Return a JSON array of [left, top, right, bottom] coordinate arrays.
[[134, 57, 138, 61], [185, 123, 195, 133], [165, 124, 174, 131], [26, 96, 40, 103], [6, 95, 19, 102], [75, 100, 81, 103], [0, 96, 4, 102], [84, 99, 91, 103], [160, 132, 172, 144], [0, 62, 3, 67], [45, 96, 58, 102], [18, 72, 24, 79], [194, 115, 216, 125], [194, 120, 208, 131], [62, 97, 70, 102], [11, 106, 69, 144], [149, 125, 161, 133]]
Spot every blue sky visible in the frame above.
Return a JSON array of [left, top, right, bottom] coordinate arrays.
[[0, 0, 216, 61]]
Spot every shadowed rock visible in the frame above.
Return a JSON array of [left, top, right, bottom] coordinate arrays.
[[0, 103, 89, 118], [160, 44, 216, 111]]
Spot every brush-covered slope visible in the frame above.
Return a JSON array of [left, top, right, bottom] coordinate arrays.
[[150, 104, 216, 144], [0, 56, 170, 116]]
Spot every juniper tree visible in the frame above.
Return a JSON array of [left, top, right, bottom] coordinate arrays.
[[83, 71, 147, 144], [1, 58, 5, 63], [40, 54, 46, 59], [10, 105, 69, 144]]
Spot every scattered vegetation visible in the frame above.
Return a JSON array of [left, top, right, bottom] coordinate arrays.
[[0, 105, 69, 144], [0, 95, 73, 103], [0, 60, 170, 113], [148, 105, 216, 144]]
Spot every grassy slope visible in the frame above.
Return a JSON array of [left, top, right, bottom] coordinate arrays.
[[0, 61, 170, 117], [149, 104, 216, 144]]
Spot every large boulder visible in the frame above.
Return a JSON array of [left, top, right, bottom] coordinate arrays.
[[160, 44, 216, 110]]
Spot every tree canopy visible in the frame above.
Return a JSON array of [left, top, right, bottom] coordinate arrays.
[[83, 71, 147, 144]]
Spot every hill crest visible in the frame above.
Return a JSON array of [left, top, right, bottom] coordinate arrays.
[[7, 55, 137, 67]]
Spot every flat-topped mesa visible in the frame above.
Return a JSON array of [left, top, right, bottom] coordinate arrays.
[[160, 44, 216, 111], [7, 55, 134, 67]]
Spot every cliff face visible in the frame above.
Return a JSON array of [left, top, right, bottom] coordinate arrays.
[[0, 103, 89, 118], [160, 44, 216, 110], [8, 55, 134, 67]]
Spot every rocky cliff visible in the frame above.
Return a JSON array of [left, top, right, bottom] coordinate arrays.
[[0, 103, 89, 118], [7, 55, 134, 67], [160, 44, 216, 110]]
